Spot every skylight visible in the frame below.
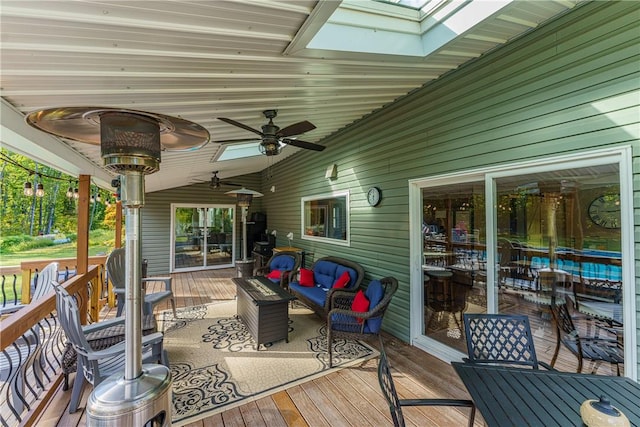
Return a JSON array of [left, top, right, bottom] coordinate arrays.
[[299, 0, 514, 58], [217, 142, 263, 161]]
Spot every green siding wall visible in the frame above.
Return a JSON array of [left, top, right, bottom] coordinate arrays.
[[258, 1, 639, 367], [138, 1, 639, 374]]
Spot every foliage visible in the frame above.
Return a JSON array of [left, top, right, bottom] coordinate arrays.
[[0, 148, 114, 237]]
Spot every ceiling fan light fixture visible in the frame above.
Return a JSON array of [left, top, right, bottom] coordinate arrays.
[[260, 140, 280, 156]]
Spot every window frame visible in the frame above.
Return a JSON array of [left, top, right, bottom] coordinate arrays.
[[300, 190, 350, 246]]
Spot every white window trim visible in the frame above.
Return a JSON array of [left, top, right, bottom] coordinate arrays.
[[169, 203, 237, 273], [300, 190, 351, 247]]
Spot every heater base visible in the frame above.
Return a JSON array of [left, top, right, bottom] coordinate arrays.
[[86, 364, 172, 426]]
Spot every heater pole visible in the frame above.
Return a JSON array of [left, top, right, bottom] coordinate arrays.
[[242, 206, 248, 261], [121, 172, 145, 381]]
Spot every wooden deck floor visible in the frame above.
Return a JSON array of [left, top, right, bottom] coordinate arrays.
[[36, 269, 616, 427]]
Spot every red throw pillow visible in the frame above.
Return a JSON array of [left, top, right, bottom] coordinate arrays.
[[267, 270, 282, 279], [299, 268, 314, 287], [333, 271, 350, 289], [351, 290, 370, 323]]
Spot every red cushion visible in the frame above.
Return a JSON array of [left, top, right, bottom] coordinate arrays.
[[299, 268, 314, 287], [332, 271, 350, 289], [351, 290, 370, 323], [267, 270, 282, 279]]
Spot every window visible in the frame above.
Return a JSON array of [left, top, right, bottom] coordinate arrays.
[[301, 191, 350, 245]]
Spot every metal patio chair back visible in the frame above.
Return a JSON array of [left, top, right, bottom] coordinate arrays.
[[463, 313, 553, 370], [549, 295, 623, 375]]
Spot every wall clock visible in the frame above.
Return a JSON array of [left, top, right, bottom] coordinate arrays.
[[588, 194, 620, 229], [367, 187, 382, 207]]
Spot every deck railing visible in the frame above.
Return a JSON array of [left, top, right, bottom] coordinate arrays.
[[0, 265, 102, 427], [1, 256, 109, 319]]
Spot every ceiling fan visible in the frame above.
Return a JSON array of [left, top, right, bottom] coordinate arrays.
[[214, 110, 325, 156], [194, 171, 242, 189]]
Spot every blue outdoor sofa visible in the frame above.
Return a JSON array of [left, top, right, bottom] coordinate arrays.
[[288, 256, 365, 316]]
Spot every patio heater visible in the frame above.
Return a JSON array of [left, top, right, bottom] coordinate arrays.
[[226, 188, 263, 277], [26, 107, 209, 426]]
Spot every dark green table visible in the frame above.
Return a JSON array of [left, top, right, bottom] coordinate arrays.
[[452, 362, 640, 427]]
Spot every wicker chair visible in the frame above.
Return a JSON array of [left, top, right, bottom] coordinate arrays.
[[327, 276, 397, 367], [254, 250, 301, 289], [463, 313, 553, 370], [378, 340, 475, 427]]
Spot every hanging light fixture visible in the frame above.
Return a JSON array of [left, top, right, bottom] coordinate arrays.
[[66, 185, 74, 198], [73, 188, 79, 199], [35, 182, 45, 197], [96, 193, 102, 203], [23, 181, 33, 196]]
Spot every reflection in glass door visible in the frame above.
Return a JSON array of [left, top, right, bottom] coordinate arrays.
[[171, 204, 235, 272], [421, 181, 486, 352]]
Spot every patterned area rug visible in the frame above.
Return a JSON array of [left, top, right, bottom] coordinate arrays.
[[159, 301, 378, 426]]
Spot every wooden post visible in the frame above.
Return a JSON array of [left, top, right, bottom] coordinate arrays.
[[76, 175, 90, 275], [77, 175, 90, 324]]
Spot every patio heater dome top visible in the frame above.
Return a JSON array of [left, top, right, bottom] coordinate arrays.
[[25, 106, 210, 174]]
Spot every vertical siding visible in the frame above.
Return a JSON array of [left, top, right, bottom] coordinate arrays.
[[260, 0, 639, 368], [142, 173, 262, 275]]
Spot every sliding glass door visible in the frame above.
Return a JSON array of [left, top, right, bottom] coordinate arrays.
[[171, 204, 235, 272], [411, 148, 635, 377]]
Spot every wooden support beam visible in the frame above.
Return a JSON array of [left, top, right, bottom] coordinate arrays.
[[76, 174, 90, 275]]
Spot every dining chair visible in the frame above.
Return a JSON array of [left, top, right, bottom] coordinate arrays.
[[328, 277, 398, 367], [106, 247, 177, 317], [549, 295, 623, 375], [377, 339, 475, 427], [52, 281, 168, 413], [463, 313, 553, 370]]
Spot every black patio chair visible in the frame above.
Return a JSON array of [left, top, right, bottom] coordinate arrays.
[[377, 340, 475, 427], [549, 295, 623, 375], [463, 313, 553, 370]]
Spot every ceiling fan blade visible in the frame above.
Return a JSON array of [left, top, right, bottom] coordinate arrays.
[[222, 182, 243, 187], [282, 138, 325, 151], [217, 117, 263, 136], [277, 121, 316, 138], [213, 137, 261, 144]]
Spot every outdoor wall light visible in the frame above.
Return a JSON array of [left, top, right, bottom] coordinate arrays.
[[325, 164, 338, 180]]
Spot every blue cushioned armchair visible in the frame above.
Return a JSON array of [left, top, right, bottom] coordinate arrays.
[[327, 276, 398, 367], [255, 251, 301, 289]]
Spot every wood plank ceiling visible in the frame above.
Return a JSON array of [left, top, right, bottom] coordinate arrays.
[[0, 0, 581, 192]]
